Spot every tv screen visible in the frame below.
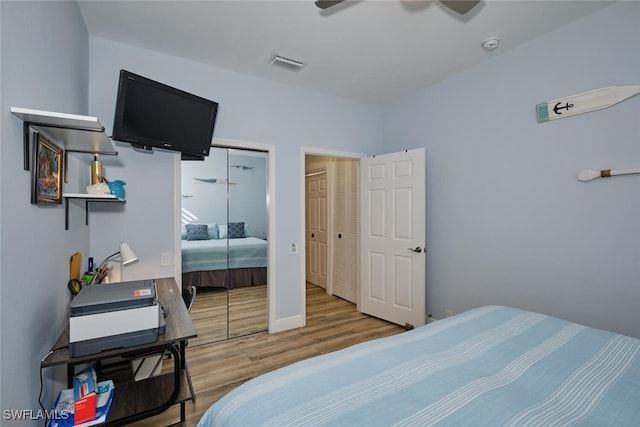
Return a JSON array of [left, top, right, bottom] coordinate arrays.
[[112, 70, 218, 157]]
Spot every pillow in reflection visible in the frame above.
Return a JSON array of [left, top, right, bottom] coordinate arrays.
[[186, 224, 209, 241], [228, 222, 245, 239]]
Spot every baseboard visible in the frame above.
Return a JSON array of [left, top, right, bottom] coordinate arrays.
[[269, 314, 304, 333]]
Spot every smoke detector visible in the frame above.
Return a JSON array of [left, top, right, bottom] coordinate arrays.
[[482, 37, 500, 51], [269, 54, 306, 71]]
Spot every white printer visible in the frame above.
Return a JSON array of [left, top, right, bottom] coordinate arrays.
[[69, 279, 164, 357]]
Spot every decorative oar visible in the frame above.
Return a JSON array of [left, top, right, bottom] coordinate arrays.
[[577, 167, 640, 182], [537, 85, 640, 123]]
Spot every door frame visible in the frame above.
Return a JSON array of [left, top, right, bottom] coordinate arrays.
[[174, 137, 277, 332], [300, 147, 365, 325]]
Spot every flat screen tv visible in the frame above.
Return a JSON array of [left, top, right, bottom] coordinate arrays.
[[112, 70, 218, 157]]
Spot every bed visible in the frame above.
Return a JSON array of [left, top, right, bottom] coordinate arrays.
[[198, 305, 640, 426], [181, 222, 267, 290]]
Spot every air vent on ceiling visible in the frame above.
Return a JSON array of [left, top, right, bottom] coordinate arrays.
[[269, 54, 306, 71]]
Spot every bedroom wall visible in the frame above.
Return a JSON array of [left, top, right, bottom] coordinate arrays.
[[0, 1, 89, 421], [382, 2, 640, 338], [86, 37, 384, 327]]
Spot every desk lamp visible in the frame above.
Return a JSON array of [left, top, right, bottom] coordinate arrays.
[[95, 242, 138, 283]]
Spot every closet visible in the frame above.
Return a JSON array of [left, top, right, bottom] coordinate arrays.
[[305, 155, 359, 304], [181, 147, 268, 345]]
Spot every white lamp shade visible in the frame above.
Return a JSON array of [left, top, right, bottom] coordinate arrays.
[[119, 242, 138, 266]]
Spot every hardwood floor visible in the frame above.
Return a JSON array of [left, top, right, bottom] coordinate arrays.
[[228, 284, 268, 339], [188, 287, 227, 346], [188, 285, 269, 346], [129, 283, 405, 426]]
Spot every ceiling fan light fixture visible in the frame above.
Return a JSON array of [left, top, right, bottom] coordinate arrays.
[[269, 54, 306, 71]]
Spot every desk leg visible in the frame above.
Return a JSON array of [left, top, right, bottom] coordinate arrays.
[[67, 365, 74, 388], [180, 340, 187, 422]]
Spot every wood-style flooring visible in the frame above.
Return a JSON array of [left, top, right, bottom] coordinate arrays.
[[129, 283, 405, 426], [189, 285, 269, 346]]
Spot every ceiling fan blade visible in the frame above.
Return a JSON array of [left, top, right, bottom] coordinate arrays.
[[315, 0, 345, 9], [440, 0, 481, 15]]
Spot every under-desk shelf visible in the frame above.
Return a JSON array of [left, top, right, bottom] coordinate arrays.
[[106, 369, 193, 424], [63, 193, 125, 230]]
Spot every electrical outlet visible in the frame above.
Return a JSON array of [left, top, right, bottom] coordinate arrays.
[[160, 252, 170, 266], [445, 309, 453, 318], [289, 243, 298, 255]]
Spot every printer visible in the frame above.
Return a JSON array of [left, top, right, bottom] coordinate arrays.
[[69, 279, 164, 357]]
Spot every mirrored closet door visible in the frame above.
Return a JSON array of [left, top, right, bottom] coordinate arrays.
[[181, 147, 268, 345]]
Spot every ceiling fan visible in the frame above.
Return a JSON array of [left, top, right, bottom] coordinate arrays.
[[315, 0, 481, 15]]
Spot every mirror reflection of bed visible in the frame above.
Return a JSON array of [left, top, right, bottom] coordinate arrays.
[[181, 147, 268, 346]]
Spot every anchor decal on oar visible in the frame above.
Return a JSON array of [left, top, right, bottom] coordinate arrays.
[[553, 102, 574, 115]]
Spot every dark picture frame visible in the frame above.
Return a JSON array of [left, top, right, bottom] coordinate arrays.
[[31, 132, 63, 204]]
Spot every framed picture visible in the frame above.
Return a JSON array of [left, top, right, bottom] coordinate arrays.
[[31, 132, 63, 204]]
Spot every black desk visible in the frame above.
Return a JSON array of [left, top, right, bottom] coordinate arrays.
[[42, 277, 197, 426]]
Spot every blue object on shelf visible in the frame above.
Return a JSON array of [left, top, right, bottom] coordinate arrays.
[[107, 180, 126, 199]]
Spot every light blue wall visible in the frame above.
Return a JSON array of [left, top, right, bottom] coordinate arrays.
[[86, 37, 384, 322], [0, 1, 89, 422], [383, 1, 640, 337]]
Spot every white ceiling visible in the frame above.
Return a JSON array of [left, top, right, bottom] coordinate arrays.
[[77, 0, 614, 104]]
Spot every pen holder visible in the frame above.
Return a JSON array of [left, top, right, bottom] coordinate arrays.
[[82, 272, 94, 286]]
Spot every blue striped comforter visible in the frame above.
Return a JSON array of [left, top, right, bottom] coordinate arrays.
[[198, 306, 640, 426], [181, 237, 268, 273]]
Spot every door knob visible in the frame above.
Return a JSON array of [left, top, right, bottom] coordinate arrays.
[[408, 247, 422, 253]]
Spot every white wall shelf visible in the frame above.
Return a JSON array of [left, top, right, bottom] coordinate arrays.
[[11, 107, 118, 173], [63, 193, 125, 230], [12, 107, 124, 229], [63, 193, 123, 199]]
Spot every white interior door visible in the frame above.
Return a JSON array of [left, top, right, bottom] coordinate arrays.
[[305, 171, 328, 288], [359, 148, 425, 328]]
